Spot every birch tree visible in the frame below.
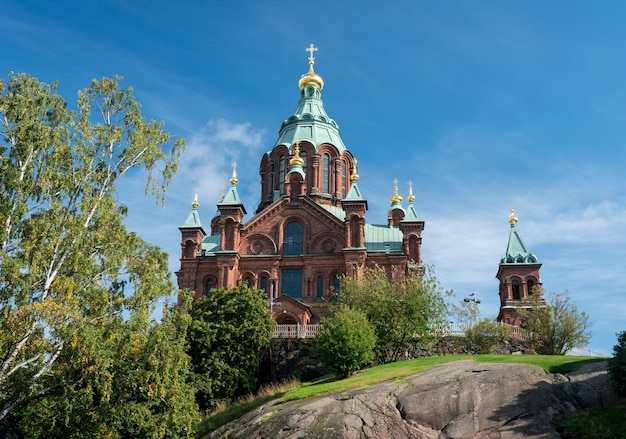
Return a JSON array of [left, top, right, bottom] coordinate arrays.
[[0, 73, 185, 423]]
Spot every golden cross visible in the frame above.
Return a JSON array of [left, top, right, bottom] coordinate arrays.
[[305, 44, 318, 63], [393, 178, 399, 188]]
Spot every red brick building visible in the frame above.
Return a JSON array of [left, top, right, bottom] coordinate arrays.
[[176, 46, 424, 324], [496, 209, 545, 325]]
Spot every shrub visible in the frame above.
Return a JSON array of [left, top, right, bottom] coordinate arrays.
[[316, 305, 376, 377], [464, 319, 511, 354]]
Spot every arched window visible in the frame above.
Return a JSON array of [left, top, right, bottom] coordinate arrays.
[[206, 278, 215, 296], [283, 221, 303, 256], [322, 154, 330, 194], [316, 275, 324, 298], [260, 276, 268, 297], [300, 151, 307, 168], [341, 160, 346, 197], [279, 155, 286, 194], [527, 280, 535, 296], [512, 280, 521, 300], [332, 273, 341, 295]]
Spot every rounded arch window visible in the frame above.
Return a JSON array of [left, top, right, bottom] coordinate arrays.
[[512, 279, 521, 300], [283, 221, 304, 255]]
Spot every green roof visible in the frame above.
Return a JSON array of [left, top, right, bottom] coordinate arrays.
[[200, 233, 221, 255], [272, 82, 347, 155], [501, 223, 539, 264], [180, 206, 202, 228], [219, 183, 242, 205], [402, 201, 421, 221], [344, 181, 365, 201], [319, 204, 346, 221], [364, 224, 403, 252]]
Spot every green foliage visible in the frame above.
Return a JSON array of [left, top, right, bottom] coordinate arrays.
[[518, 291, 592, 355], [316, 305, 376, 377], [187, 284, 275, 411], [0, 72, 190, 434], [607, 330, 626, 396], [554, 399, 626, 439], [9, 293, 200, 438], [464, 318, 512, 354], [338, 265, 449, 363]]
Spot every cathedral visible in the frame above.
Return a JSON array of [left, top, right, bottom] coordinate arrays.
[[176, 45, 424, 324], [176, 45, 543, 326]]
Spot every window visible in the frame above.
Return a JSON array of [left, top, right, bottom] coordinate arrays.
[[322, 154, 330, 193], [283, 221, 303, 255], [300, 151, 307, 168], [512, 280, 520, 300], [316, 275, 324, 298], [281, 269, 302, 298], [260, 277, 268, 297], [332, 273, 341, 294], [341, 161, 346, 197], [244, 277, 252, 287], [206, 278, 215, 296], [279, 155, 286, 194], [527, 280, 535, 296]]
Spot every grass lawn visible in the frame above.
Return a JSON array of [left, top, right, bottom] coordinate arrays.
[[197, 354, 607, 437]]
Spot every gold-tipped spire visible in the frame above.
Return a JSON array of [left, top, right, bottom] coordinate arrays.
[[230, 162, 238, 185], [191, 187, 199, 208], [350, 159, 359, 181], [390, 178, 403, 204], [220, 185, 226, 201], [289, 140, 304, 166], [299, 43, 324, 90], [508, 207, 518, 224], [407, 180, 415, 202]]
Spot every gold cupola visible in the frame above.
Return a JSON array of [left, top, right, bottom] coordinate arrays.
[[390, 178, 403, 204], [508, 208, 518, 224], [299, 43, 324, 90], [289, 141, 305, 166]]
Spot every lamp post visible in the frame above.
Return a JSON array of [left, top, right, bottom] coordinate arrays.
[[463, 292, 481, 326]]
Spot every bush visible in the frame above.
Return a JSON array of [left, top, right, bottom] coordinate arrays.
[[464, 319, 512, 354], [607, 330, 626, 396], [316, 305, 376, 377]]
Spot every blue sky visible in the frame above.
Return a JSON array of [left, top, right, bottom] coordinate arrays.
[[4, 1, 625, 355]]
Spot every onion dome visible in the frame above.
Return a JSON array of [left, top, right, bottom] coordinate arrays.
[[289, 141, 305, 166], [299, 44, 324, 90], [508, 208, 518, 224], [390, 179, 403, 204]]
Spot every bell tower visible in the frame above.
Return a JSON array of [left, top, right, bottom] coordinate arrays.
[[496, 208, 545, 325]]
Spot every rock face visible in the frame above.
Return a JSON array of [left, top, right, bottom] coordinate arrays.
[[208, 360, 619, 439]]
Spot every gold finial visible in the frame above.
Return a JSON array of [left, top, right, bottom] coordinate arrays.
[[289, 140, 304, 166], [350, 159, 359, 181], [390, 178, 403, 204], [299, 43, 324, 90], [230, 162, 238, 185], [220, 185, 226, 201], [508, 205, 518, 224], [407, 180, 415, 202], [191, 187, 199, 208]]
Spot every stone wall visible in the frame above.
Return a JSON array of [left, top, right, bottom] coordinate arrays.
[[260, 336, 531, 384]]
